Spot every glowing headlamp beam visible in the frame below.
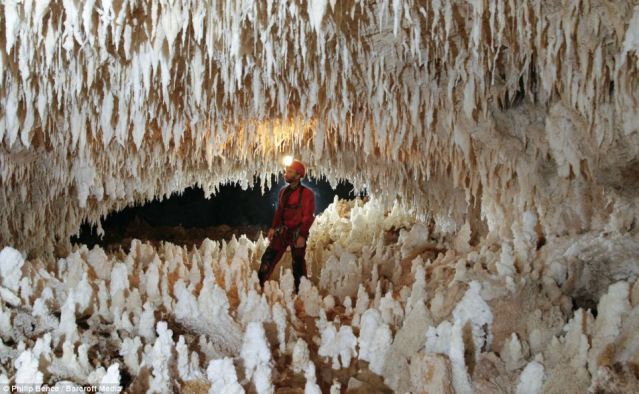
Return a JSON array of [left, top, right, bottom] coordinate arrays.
[[282, 155, 294, 166]]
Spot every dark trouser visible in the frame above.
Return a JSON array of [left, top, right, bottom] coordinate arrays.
[[258, 231, 307, 293]]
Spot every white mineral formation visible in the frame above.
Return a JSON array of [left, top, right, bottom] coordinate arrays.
[[0, 247, 24, 293], [207, 358, 244, 394], [1, 1, 639, 390], [99, 364, 121, 393], [14, 350, 43, 391], [358, 308, 393, 375], [303, 362, 322, 394], [516, 361, 546, 394], [0, 199, 635, 390], [240, 322, 273, 393], [148, 322, 175, 393]]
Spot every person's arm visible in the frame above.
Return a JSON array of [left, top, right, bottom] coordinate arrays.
[[298, 188, 315, 238], [271, 188, 284, 229]]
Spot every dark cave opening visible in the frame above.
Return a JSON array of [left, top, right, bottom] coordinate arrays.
[[72, 176, 364, 251]]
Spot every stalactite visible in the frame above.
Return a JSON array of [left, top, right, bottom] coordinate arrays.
[[0, 0, 635, 259]]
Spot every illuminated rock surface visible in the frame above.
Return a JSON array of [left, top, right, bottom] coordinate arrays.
[[0, 199, 637, 391], [1, 0, 638, 256], [1, 0, 639, 391]]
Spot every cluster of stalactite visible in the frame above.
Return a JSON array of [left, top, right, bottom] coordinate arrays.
[[0, 0, 638, 255]]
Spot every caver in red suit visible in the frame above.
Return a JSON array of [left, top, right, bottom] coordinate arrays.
[[259, 160, 315, 292]]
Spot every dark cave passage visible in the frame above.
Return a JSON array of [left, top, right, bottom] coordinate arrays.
[[72, 176, 364, 251]]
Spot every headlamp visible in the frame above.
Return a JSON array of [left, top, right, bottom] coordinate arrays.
[[282, 155, 294, 167]]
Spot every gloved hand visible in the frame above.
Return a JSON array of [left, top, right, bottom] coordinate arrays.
[[295, 235, 306, 248]]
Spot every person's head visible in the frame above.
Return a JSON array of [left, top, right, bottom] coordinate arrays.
[[284, 160, 305, 183]]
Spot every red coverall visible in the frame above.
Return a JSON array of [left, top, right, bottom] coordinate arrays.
[[259, 184, 315, 292]]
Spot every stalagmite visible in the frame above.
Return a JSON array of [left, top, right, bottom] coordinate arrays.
[[207, 357, 244, 394], [240, 322, 274, 393], [516, 361, 546, 394], [303, 362, 321, 394], [0, 197, 633, 390], [14, 350, 43, 391]]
